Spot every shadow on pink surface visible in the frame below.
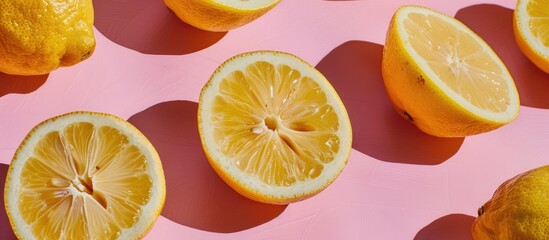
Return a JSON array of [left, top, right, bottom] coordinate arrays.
[[456, 4, 549, 109], [414, 214, 475, 240], [0, 72, 48, 97], [0, 163, 17, 240], [94, 0, 226, 55], [128, 101, 287, 233], [316, 41, 464, 165]]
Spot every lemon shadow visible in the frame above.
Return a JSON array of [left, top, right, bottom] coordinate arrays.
[[93, 0, 227, 55], [316, 41, 464, 165], [0, 163, 17, 239], [0, 72, 48, 98], [128, 100, 287, 233], [414, 214, 475, 240], [456, 4, 549, 109]]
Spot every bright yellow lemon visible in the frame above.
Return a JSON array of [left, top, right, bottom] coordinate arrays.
[[4, 112, 165, 239], [0, 0, 95, 75], [198, 51, 352, 204], [382, 5, 520, 137]]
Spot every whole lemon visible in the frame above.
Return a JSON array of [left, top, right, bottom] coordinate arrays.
[[0, 0, 95, 76], [472, 165, 549, 239]]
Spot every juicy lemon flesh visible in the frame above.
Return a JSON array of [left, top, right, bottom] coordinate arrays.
[[211, 61, 340, 187], [527, 0, 549, 46], [404, 12, 510, 113], [164, 0, 280, 32], [18, 122, 153, 239]]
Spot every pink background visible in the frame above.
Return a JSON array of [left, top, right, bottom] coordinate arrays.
[[1, 0, 549, 239]]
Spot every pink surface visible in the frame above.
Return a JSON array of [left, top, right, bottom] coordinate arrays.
[[1, 0, 549, 239]]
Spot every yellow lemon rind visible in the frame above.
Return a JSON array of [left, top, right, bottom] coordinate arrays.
[[472, 165, 549, 239], [0, 0, 96, 76], [164, 0, 281, 32]]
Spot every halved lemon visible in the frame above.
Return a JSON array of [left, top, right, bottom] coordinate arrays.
[[164, 0, 281, 32], [198, 51, 352, 204], [382, 6, 520, 137], [514, 0, 549, 74], [4, 112, 165, 239]]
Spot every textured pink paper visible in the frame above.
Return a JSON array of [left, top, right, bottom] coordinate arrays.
[[2, 0, 548, 239]]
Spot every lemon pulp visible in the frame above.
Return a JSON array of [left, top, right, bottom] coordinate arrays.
[[5, 112, 165, 240], [404, 12, 511, 112], [211, 61, 340, 186], [526, 0, 549, 46]]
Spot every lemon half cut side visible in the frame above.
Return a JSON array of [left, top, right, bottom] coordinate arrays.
[[472, 165, 549, 239], [198, 51, 352, 204], [382, 5, 520, 137], [514, 0, 549, 73], [4, 112, 166, 240]]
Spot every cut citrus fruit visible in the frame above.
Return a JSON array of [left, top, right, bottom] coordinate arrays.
[[382, 5, 520, 137], [198, 51, 352, 204], [164, 0, 281, 32], [4, 112, 165, 239], [514, 0, 549, 74]]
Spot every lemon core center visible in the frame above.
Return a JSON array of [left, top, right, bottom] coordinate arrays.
[[73, 176, 94, 194], [264, 116, 279, 131]]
